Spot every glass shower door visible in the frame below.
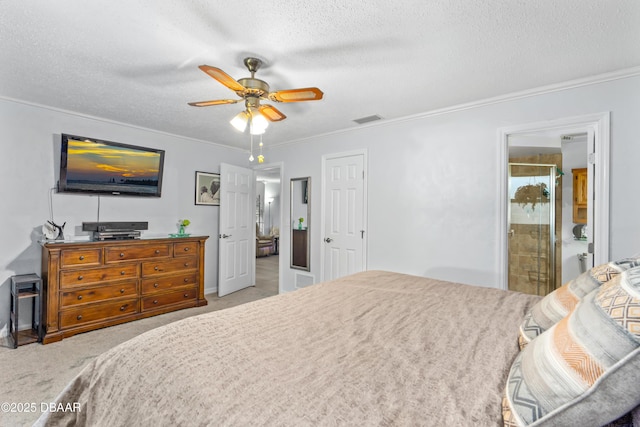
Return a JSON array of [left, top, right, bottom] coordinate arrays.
[[507, 164, 556, 296]]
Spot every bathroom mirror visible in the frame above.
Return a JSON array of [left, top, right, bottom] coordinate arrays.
[[290, 177, 310, 271]]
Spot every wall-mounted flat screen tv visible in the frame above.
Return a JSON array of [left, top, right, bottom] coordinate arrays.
[[59, 134, 165, 197]]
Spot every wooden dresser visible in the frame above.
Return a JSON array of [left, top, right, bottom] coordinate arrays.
[[41, 236, 208, 344]]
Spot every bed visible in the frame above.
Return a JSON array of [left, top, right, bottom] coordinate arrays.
[[34, 269, 640, 426]]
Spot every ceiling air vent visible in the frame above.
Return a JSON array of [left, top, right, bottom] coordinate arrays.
[[353, 114, 383, 125]]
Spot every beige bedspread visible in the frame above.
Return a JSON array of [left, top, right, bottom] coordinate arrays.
[[36, 270, 540, 426]]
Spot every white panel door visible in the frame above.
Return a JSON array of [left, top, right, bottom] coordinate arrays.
[[218, 163, 254, 297], [323, 153, 365, 281]]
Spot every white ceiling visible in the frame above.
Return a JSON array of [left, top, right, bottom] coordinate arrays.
[[1, 1, 639, 149]]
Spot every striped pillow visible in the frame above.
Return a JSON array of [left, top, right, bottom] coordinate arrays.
[[518, 257, 640, 350], [503, 267, 640, 426]]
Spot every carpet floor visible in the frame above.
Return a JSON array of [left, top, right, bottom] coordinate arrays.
[[0, 255, 279, 426]]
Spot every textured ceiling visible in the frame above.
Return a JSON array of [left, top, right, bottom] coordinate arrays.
[[1, 1, 639, 150]]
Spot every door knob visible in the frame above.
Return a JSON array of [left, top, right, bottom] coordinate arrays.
[[324, 237, 333, 243], [219, 234, 232, 239]]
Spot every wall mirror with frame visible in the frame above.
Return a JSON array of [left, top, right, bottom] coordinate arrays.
[[290, 177, 310, 271]]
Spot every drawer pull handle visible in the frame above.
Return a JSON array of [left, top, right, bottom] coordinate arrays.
[[153, 300, 158, 304], [184, 293, 189, 298], [184, 278, 189, 283], [78, 275, 84, 280], [120, 289, 125, 293], [153, 283, 159, 288], [120, 305, 126, 311], [155, 249, 160, 254], [184, 263, 189, 267], [154, 266, 159, 271], [119, 253, 125, 258], [76, 315, 82, 320], [77, 295, 83, 300], [121, 270, 126, 275], [184, 247, 190, 251], [79, 255, 85, 260]]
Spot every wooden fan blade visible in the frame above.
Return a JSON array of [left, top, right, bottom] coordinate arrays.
[[259, 104, 287, 122], [188, 99, 239, 107], [268, 87, 323, 103], [198, 65, 245, 92]]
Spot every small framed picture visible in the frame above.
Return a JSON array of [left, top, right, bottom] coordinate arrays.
[[195, 171, 220, 206]]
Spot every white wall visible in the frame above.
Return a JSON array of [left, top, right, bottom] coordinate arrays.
[[0, 98, 246, 331], [270, 74, 640, 293]]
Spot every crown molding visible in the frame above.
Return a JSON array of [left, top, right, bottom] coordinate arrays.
[[0, 95, 246, 151], [271, 66, 640, 148]]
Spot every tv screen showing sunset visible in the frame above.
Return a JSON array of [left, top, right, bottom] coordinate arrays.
[[63, 138, 163, 195]]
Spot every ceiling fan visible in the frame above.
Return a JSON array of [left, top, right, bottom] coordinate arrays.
[[188, 57, 323, 132]]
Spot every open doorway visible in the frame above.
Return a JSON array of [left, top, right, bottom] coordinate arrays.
[[255, 165, 282, 295], [498, 113, 610, 293]]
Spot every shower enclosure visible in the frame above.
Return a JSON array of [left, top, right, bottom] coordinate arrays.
[[507, 163, 559, 296]]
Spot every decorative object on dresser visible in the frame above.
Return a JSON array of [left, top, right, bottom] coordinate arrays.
[[172, 219, 190, 237], [40, 236, 208, 344], [42, 220, 66, 241]]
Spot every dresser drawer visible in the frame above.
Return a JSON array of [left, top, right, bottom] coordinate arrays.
[[60, 281, 138, 308], [141, 287, 197, 311], [60, 248, 102, 268], [141, 273, 198, 294], [105, 244, 171, 263], [60, 264, 138, 288], [173, 241, 199, 257], [141, 257, 198, 277], [60, 298, 138, 329]]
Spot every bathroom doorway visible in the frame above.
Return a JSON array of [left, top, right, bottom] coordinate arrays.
[[498, 113, 610, 293]]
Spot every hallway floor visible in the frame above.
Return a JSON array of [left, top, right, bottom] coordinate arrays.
[[255, 254, 278, 295]]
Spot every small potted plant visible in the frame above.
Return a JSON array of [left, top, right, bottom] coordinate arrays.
[[178, 219, 190, 236], [298, 217, 304, 230]]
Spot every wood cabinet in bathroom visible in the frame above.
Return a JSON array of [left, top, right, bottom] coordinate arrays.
[[572, 168, 587, 224]]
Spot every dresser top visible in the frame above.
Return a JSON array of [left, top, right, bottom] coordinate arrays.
[[42, 235, 209, 249]]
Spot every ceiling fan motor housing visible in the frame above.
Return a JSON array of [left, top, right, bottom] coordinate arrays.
[[236, 77, 270, 98]]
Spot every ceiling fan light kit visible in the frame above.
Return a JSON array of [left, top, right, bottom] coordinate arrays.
[[249, 112, 269, 135], [189, 56, 323, 162], [230, 110, 250, 133]]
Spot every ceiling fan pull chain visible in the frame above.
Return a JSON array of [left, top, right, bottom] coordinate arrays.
[[249, 133, 254, 162]]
